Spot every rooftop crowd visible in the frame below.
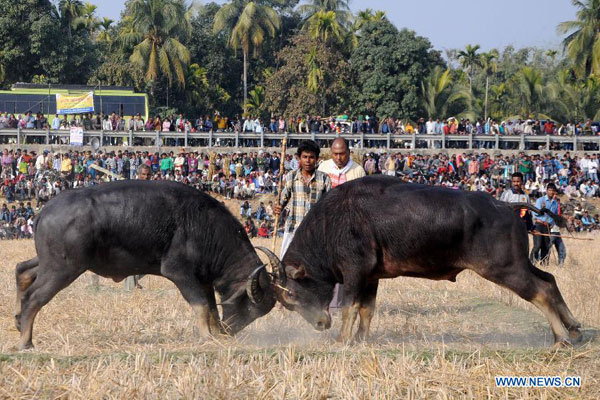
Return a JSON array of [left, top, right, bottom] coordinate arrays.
[[1, 145, 599, 240]]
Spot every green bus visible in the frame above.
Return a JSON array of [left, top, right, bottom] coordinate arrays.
[[0, 83, 149, 123]]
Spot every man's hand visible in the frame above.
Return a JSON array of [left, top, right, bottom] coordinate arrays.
[[274, 204, 282, 215]]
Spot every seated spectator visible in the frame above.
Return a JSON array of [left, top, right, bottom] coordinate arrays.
[[243, 179, 256, 198], [257, 221, 269, 238], [244, 217, 257, 238], [240, 200, 251, 218], [581, 211, 596, 230], [256, 202, 266, 221]]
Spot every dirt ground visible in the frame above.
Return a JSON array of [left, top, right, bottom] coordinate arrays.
[[1, 220, 599, 398]]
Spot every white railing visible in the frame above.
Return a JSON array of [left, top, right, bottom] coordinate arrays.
[[1, 128, 599, 150]]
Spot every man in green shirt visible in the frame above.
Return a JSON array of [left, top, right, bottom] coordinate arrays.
[[518, 154, 533, 182], [160, 153, 173, 176]]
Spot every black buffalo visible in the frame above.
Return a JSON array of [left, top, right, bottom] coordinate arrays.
[[15, 180, 278, 350], [255, 175, 582, 346]]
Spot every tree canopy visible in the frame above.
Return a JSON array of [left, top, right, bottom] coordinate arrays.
[[0, 0, 598, 123]]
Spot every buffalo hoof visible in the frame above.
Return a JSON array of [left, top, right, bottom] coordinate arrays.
[[569, 329, 583, 344], [352, 331, 369, 343], [14, 314, 21, 333], [18, 342, 34, 351], [335, 334, 352, 344], [552, 338, 572, 350]]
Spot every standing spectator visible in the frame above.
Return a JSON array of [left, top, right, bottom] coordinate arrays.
[[364, 154, 377, 175], [318, 138, 365, 188], [531, 183, 559, 265], [317, 137, 365, 308], [1, 149, 13, 179], [159, 153, 173, 176], [274, 140, 332, 257]]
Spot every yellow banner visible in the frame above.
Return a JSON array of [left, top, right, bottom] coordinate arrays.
[[56, 92, 94, 114]]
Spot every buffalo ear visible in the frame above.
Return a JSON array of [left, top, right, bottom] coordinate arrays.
[[285, 265, 306, 280]]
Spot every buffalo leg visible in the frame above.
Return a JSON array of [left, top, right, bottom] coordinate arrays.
[[353, 280, 379, 342], [165, 273, 221, 338], [337, 282, 362, 343], [479, 262, 570, 345], [18, 270, 80, 350], [338, 303, 360, 343], [15, 257, 39, 332], [529, 264, 582, 343]]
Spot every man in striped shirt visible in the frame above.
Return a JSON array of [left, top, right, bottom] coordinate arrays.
[[275, 140, 331, 257]]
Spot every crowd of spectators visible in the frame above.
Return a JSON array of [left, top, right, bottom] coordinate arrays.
[[1, 145, 599, 239], [4, 111, 600, 151], [2, 110, 600, 137]]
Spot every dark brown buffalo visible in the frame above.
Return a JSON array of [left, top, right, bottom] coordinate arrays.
[[15, 180, 278, 350], [251, 175, 582, 346]]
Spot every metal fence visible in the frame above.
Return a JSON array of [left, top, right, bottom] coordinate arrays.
[[2, 128, 600, 151]]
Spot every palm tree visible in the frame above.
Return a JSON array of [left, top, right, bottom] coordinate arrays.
[[347, 8, 385, 48], [307, 10, 343, 43], [421, 66, 472, 120], [353, 8, 385, 31], [73, 2, 100, 34], [457, 44, 482, 92], [511, 66, 546, 119], [558, 0, 600, 78], [213, 0, 281, 106], [244, 86, 266, 116], [489, 83, 512, 119], [58, 0, 84, 39], [97, 17, 114, 44], [128, 0, 191, 90], [298, 0, 352, 28], [186, 63, 231, 109], [547, 70, 600, 122], [480, 49, 499, 120], [306, 47, 323, 93]]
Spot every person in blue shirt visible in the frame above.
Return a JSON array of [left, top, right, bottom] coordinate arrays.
[[1, 203, 11, 223], [530, 182, 560, 265], [581, 211, 596, 230]]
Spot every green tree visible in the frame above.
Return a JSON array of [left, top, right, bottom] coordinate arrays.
[[510, 66, 547, 119], [59, 0, 84, 39], [547, 70, 600, 122], [265, 32, 350, 117], [0, 0, 60, 83], [73, 2, 100, 34], [185, 63, 231, 114], [244, 86, 266, 118], [420, 66, 472, 120], [480, 49, 499, 120], [305, 47, 323, 92], [350, 20, 443, 119], [558, 0, 600, 78], [488, 82, 512, 120], [187, 3, 243, 116], [353, 8, 386, 32], [457, 44, 481, 92], [97, 17, 114, 44], [307, 10, 343, 43], [213, 0, 282, 107], [128, 0, 192, 90], [298, 0, 352, 28]]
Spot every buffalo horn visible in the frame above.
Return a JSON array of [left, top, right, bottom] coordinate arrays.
[[246, 265, 267, 304], [255, 246, 287, 286]]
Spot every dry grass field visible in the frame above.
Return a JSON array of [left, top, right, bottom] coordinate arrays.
[[1, 233, 599, 399]]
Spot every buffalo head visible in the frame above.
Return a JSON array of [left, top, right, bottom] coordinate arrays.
[[249, 247, 333, 331], [220, 247, 278, 335]]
